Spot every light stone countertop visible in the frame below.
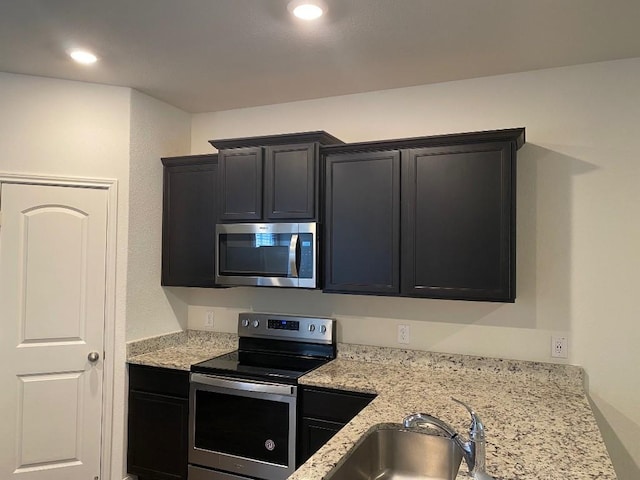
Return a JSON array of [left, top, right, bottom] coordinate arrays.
[[127, 330, 237, 370], [295, 345, 615, 480], [126, 332, 616, 480]]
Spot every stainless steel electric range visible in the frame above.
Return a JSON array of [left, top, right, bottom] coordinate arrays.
[[188, 312, 336, 480]]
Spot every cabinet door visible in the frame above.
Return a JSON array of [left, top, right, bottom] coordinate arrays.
[[324, 151, 400, 294], [162, 158, 217, 287], [127, 391, 189, 480], [301, 387, 375, 423], [298, 387, 375, 466], [127, 365, 190, 480], [297, 417, 343, 467], [264, 143, 317, 220], [218, 147, 263, 221], [401, 142, 515, 301]]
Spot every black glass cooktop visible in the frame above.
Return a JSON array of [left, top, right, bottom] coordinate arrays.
[[191, 350, 330, 385]]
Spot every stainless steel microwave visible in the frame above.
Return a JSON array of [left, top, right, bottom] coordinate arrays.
[[215, 222, 318, 288]]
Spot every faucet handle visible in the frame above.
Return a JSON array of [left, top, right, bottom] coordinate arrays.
[[451, 398, 485, 440]]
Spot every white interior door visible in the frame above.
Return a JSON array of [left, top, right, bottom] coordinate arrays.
[[0, 182, 108, 480]]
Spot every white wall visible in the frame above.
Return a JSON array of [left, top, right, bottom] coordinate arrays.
[[127, 90, 191, 341], [190, 58, 640, 479], [0, 74, 197, 480], [0, 72, 131, 479]]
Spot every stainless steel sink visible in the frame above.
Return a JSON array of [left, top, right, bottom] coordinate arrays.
[[325, 425, 463, 480]]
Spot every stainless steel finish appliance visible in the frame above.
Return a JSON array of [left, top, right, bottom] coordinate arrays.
[[215, 222, 318, 288], [189, 313, 336, 480]]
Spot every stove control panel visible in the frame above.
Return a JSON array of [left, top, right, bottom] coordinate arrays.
[[238, 313, 335, 344]]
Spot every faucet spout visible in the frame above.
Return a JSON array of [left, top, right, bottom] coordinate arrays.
[[402, 412, 457, 437], [402, 398, 491, 479]]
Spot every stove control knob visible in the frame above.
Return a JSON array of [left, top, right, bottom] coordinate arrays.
[[320, 325, 327, 334], [252, 319, 260, 328], [242, 319, 250, 328], [308, 324, 316, 332]]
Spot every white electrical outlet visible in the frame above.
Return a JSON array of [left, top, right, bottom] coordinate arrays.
[[205, 311, 215, 329], [551, 335, 568, 358], [397, 324, 410, 344]]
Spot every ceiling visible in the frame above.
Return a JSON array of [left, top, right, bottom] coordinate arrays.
[[1, 0, 640, 113]]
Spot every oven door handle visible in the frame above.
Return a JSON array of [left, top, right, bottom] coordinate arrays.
[[191, 373, 297, 396]]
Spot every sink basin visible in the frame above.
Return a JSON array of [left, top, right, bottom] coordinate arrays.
[[325, 425, 463, 480]]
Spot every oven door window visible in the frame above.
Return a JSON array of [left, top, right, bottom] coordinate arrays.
[[194, 389, 290, 465]]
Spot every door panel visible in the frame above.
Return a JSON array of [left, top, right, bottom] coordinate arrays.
[[21, 206, 88, 342], [401, 143, 514, 301], [324, 151, 401, 294], [17, 372, 83, 469], [218, 147, 263, 221], [264, 143, 317, 220], [0, 182, 107, 480]]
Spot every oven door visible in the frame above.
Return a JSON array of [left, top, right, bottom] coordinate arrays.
[[215, 222, 317, 288], [189, 374, 297, 480]]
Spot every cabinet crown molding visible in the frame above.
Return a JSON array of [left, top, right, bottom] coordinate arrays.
[[321, 127, 525, 155], [209, 130, 344, 150]]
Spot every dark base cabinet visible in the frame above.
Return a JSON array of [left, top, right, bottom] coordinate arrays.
[[298, 387, 375, 466], [128, 364, 190, 480]]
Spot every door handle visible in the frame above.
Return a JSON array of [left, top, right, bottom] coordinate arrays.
[[190, 373, 297, 396], [288, 234, 299, 278], [88, 351, 100, 363]]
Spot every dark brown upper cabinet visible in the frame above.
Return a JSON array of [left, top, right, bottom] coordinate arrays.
[[160, 129, 522, 299], [401, 141, 516, 301], [264, 143, 318, 220], [217, 147, 263, 221], [161, 154, 219, 287], [211, 131, 343, 223], [324, 150, 401, 294], [322, 128, 524, 302]]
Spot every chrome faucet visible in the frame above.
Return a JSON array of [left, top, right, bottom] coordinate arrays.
[[403, 398, 491, 479]]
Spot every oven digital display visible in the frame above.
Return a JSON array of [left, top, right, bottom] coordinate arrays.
[[267, 319, 300, 331]]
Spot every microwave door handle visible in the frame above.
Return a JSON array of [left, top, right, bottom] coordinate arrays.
[[289, 234, 299, 278]]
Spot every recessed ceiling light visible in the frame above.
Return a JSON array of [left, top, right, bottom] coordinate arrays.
[[69, 49, 98, 65], [288, 1, 326, 20]]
